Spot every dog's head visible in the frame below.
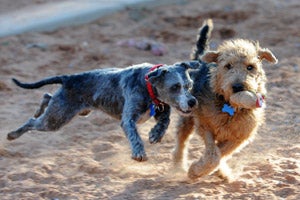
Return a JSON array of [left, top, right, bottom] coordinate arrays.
[[147, 61, 200, 116], [202, 39, 277, 103]]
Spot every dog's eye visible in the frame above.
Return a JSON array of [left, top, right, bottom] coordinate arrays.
[[170, 83, 181, 92], [224, 64, 232, 70], [247, 65, 254, 71]]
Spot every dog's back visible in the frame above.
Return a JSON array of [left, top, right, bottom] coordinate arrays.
[[189, 63, 215, 102]]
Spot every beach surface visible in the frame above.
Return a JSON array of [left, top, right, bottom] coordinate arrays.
[[0, 0, 299, 199]]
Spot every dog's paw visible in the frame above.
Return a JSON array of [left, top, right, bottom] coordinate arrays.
[[216, 160, 234, 182], [7, 132, 19, 141], [131, 152, 148, 162], [188, 158, 219, 179], [149, 130, 163, 144], [215, 170, 235, 183], [149, 134, 162, 144], [188, 166, 201, 180], [172, 163, 187, 175]]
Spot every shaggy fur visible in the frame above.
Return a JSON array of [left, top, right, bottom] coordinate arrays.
[[173, 21, 278, 180], [7, 61, 200, 162]]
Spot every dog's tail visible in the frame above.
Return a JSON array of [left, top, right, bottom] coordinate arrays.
[[12, 76, 65, 89], [190, 19, 213, 60]]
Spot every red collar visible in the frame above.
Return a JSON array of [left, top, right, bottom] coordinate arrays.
[[145, 64, 165, 106]]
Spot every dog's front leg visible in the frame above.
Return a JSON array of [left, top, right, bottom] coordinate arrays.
[[216, 139, 249, 181], [217, 138, 252, 159], [149, 104, 171, 144], [121, 117, 147, 161], [188, 131, 221, 179], [121, 103, 148, 161]]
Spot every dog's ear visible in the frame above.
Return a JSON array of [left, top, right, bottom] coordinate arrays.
[[147, 68, 168, 85], [180, 61, 201, 69], [258, 48, 278, 64], [201, 51, 219, 63]]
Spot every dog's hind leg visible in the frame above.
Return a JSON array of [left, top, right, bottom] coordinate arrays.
[[172, 116, 195, 170], [7, 93, 82, 140], [7, 117, 37, 140], [34, 93, 52, 118], [149, 104, 171, 144], [8, 93, 53, 140]]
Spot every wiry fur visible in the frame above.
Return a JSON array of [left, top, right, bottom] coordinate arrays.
[[173, 21, 278, 181], [190, 19, 213, 61]]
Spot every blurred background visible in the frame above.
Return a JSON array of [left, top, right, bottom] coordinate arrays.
[[0, 0, 299, 199]]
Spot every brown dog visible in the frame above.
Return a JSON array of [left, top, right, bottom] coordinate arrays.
[[173, 22, 278, 181]]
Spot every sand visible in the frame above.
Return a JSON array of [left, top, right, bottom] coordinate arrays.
[[0, 0, 299, 199]]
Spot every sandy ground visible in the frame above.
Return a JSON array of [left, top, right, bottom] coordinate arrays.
[[0, 0, 299, 199]]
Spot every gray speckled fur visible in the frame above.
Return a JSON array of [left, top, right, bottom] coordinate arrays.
[[7, 62, 199, 161]]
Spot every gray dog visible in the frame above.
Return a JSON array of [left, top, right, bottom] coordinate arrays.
[[7, 62, 199, 161]]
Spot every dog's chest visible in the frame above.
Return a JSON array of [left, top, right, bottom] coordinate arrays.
[[196, 106, 259, 141], [137, 109, 151, 124]]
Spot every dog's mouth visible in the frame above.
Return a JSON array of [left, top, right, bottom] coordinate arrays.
[[175, 107, 193, 116]]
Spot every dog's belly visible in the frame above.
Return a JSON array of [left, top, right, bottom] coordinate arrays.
[[97, 105, 123, 120], [96, 107, 151, 124], [93, 94, 124, 118]]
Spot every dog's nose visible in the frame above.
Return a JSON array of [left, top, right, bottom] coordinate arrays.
[[232, 83, 244, 93], [188, 98, 197, 108]]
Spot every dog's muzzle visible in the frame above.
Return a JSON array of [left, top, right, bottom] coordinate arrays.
[[176, 97, 198, 116]]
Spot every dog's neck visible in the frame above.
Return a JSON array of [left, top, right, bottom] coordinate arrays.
[[215, 93, 227, 106], [145, 64, 165, 109]]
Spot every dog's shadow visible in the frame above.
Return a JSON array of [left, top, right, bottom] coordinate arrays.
[[110, 175, 227, 199]]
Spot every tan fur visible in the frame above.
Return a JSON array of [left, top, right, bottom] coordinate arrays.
[[173, 39, 277, 181]]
